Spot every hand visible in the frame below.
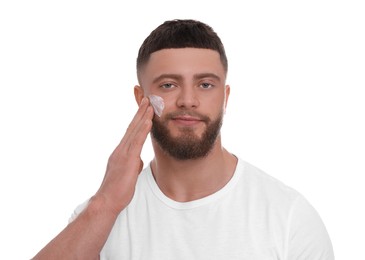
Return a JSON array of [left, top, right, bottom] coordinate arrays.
[[95, 97, 153, 216]]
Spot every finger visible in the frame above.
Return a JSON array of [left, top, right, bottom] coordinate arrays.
[[125, 104, 153, 154], [111, 103, 153, 159], [115, 98, 151, 152], [125, 97, 150, 136], [126, 108, 153, 157]]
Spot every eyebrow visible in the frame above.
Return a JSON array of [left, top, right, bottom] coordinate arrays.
[[152, 74, 183, 84], [152, 73, 222, 84], [194, 73, 222, 82]]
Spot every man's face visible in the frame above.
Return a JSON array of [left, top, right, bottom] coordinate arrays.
[[137, 48, 230, 160]]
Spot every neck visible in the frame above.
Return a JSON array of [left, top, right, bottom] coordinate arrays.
[[150, 136, 237, 202]]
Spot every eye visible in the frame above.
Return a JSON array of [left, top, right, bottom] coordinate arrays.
[[160, 83, 176, 89], [200, 82, 214, 89]]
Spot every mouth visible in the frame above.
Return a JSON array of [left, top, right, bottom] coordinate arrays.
[[171, 115, 205, 126]]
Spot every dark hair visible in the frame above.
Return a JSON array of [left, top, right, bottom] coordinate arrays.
[[136, 19, 228, 80]]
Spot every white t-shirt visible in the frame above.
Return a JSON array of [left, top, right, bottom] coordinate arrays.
[[71, 158, 334, 259]]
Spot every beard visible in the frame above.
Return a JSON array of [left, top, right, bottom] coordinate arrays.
[[151, 110, 223, 160]]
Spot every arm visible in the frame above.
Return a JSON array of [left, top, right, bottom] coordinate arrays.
[[32, 98, 154, 260]]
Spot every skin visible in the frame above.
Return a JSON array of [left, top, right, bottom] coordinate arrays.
[[135, 48, 237, 202], [32, 48, 237, 259]]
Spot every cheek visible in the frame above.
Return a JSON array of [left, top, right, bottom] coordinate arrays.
[[162, 98, 175, 111], [202, 92, 226, 110], [156, 92, 177, 112]]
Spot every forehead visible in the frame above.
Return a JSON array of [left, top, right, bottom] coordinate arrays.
[[140, 48, 226, 83]]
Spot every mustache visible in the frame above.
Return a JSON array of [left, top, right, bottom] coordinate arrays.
[[162, 111, 211, 123]]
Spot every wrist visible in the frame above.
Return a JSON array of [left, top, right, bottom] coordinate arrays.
[[89, 192, 127, 218]]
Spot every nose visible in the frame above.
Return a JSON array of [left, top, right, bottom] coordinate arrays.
[[176, 86, 200, 109]]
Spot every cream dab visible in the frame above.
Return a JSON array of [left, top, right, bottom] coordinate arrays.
[[149, 95, 164, 117]]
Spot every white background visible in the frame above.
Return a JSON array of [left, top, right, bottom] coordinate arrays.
[[0, 0, 364, 259]]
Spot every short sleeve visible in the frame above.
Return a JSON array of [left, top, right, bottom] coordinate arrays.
[[285, 196, 334, 260]]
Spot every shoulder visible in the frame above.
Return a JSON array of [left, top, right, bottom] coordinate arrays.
[[237, 159, 301, 206], [237, 159, 334, 259], [234, 159, 322, 230]]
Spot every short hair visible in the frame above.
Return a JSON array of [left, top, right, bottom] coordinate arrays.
[[136, 19, 228, 81]]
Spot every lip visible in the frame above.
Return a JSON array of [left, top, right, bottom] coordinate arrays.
[[172, 115, 203, 126]]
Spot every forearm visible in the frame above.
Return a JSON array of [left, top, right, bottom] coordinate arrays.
[[32, 195, 120, 260]]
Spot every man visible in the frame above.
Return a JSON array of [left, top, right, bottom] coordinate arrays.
[[33, 19, 334, 259]]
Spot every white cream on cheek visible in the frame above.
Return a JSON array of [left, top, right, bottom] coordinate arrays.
[[148, 95, 165, 117]]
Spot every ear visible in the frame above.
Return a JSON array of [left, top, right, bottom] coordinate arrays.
[[134, 85, 145, 105], [224, 85, 230, 112]]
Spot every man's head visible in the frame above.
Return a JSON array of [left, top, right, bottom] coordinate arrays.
[[135, 19, 230, 160]]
